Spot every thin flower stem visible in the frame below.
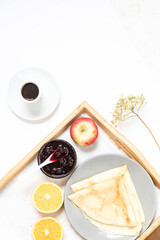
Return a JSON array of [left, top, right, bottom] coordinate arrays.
[[137, 103, 143, 114], [132, 111, 160, 151]]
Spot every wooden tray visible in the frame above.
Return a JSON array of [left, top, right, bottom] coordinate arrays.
[[0, 101, 159, 239]]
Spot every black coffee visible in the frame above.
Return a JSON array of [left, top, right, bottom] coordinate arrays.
[[21, 82, 39, 101]]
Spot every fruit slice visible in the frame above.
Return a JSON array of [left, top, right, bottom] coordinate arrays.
[[70, 117, 98, 146], [32, 217, 63, 240], [32, 182, 63, 213]]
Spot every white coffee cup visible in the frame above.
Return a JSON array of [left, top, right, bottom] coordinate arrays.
[[20, 82, 41, 104]]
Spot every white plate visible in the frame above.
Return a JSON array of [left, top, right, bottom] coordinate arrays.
[[64, 154, 156, 240], [7, 68, 60, 121]]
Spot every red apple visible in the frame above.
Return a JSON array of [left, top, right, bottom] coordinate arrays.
[[70, 117, 98, 146]]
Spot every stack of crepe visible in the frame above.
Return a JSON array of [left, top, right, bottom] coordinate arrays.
[[68, 165, 145, 236]]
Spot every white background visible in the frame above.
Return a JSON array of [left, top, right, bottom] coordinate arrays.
[[0, 0, 160, 239]]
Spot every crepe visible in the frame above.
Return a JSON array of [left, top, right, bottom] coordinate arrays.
[[68, 165, 145, 236], [70, 165, 144, 224], [84, 214, 142, 236], [124, 170, 145, 224], [69, 176, 137, 226], [71, 165, 128, 193]]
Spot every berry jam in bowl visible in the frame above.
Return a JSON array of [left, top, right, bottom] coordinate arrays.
[[37, 139, 77, 178]]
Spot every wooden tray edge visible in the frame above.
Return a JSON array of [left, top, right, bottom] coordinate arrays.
[[137, 217, 160, 240], [0, 100, 160, 240]]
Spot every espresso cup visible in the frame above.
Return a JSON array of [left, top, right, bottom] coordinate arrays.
[[21, 82, 41, 104]]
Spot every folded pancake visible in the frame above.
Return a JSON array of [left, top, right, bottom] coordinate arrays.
[[83, 174, 142, 236], [71, 165, 128, 193], [70, 165, 144, 224], [68, 165, 145, 236], [69, 176, 137, 227], [85, 215, 142, 236], [124, 170, 145, 224]]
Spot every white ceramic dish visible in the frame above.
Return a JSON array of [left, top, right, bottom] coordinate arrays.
[[64, 153, 156, 240], [7, 68, 60, 121]]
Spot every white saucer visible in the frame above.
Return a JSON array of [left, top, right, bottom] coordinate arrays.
[[7, 68, 60, 121]]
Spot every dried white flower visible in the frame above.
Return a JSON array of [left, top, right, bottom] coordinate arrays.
[[111, 93, 160, 151], [111, 93, 146, 127]]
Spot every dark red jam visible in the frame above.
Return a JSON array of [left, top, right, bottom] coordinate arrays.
[[37, 139, 77, 178]]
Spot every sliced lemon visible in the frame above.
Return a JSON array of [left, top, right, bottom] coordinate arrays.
[[32, 182, 63, 213], [32, 217, 63, 240]]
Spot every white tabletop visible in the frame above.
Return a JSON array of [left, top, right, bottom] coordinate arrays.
[[0, 0, 160, 239]]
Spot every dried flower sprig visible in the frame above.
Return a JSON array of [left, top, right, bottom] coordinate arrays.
[[111, 93, 160, 151]]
